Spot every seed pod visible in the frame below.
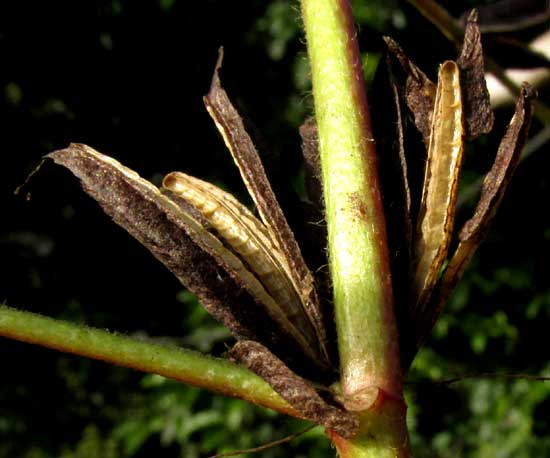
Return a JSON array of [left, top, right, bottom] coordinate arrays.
[[413, 61, 464, 316], [201, 49, 331, 368], [163, 172, 330, 369]]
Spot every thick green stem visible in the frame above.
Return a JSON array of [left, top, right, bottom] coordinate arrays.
[[301, 0, 401, 406], [0, 305, 298, 417], [301, 0, 409, 456], [328, 398, 409, 458]]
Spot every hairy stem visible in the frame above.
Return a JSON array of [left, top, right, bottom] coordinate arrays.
[[301, 0, 401, 407], [0, 305, 298, 417], [301, 0, 410, 456]]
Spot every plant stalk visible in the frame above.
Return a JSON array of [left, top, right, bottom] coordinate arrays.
[[301, 0, 409, 455], [0, 305, 299, 417]]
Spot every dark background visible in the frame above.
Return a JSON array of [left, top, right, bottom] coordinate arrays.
[[1, 1, 549, 457]]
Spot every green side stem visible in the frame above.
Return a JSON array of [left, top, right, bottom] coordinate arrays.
[[301, 0, 409, 456], [0, 305, 298, 417]]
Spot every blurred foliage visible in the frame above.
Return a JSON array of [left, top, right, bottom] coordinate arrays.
[[1, 0, 548, 457]]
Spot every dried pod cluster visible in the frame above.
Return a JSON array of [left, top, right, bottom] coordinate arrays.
[[381, 10, 535, 366], [48, 10, 534, 438], [49, 51, 354, 436]]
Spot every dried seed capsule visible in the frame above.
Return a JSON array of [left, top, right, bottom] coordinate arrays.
[[163, 172, 328, 366], [413, 61, 464, 315]]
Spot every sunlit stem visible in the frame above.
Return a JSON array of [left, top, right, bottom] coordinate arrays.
[[301, 0, 410, 455], [301, 0, 401, 406], [0, 305, 299, 417]]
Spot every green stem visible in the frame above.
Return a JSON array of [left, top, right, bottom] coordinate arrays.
[[0, 305, 298, 417], [301, 0, 401, 407], [328, 398, 410, 458], [301, 0, 409, 455]]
